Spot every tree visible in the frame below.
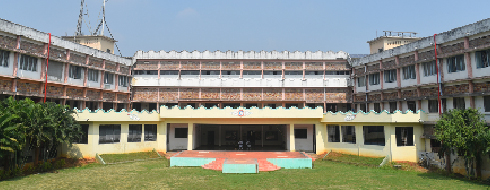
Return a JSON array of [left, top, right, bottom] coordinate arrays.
[[435, 108, 490, 179], [0, 97, 82, 167]]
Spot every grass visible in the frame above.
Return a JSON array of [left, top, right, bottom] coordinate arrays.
[[99, 151, 161, 164], [322, 152, 385, 166], [0, 156, 488, 189]]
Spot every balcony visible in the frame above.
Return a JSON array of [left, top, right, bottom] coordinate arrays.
[[132, 77, 350, 88]]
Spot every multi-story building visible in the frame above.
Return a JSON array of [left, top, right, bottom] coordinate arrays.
[[351, 18, 490, 152], [0, 19, 132, 111], [131, 50, 352, 112]]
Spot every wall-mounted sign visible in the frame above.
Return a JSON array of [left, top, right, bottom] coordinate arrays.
[[344, 113, 356, 121], [128, 113, 140, 121], [231, 110, 252, 117]]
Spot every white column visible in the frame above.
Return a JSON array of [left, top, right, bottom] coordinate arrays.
[[187, 122, 194, 150], [289, 123, 295, 152]]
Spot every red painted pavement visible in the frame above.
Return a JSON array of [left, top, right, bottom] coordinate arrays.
[[172, 150, 308, 159]]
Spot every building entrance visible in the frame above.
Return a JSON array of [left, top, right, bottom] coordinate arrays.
[[195, 124, 287, 151]]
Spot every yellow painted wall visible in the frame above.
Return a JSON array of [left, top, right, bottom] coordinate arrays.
[[62, 120, 165, 158], [65, 109, 427, 164]]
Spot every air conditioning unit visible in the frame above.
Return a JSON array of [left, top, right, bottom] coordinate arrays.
[[104, 85, 111, 89]]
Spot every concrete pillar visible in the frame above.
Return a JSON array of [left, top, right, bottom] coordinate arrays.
[[158, 121, 167, 153], [315, 122, 325, 154], [64, 63, 69, 83], [13, 52, 18, 77], [187, 122, 194, 150], [289, 123, 295, 152], [465, 52, 472, 78], [416, 62, 420, 85]]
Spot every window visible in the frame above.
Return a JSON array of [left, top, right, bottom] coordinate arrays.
[[19, 54, 37, 71], [325, 71, 350, 75], [295, 129, 307, 139], [447, 55, 465, 73], [243, 70, 261, 75], [360, 104, 367, 112], [368, 73, 380, 85], [402, 65, 416, 79], [118, 75, 128, 87], [423, 61, 437, 76], [384, 69, 397, 83], [453, 97, 465, 110], [144, 124, 157, 141], [327, 126, 340, 142], [305, 71, 323, 75], [264, 71, 281, 75], [88, 69, 98, 81], [104, 72, 114, 84], [357, 76, 366, 87], [134, 70, 158, 75], [0, 50, 9, 67], [341, 126, 356, 144], [363, 126, 385, 146], [395, 127, 413, 146], [69, 65, 82, 79], [222, 70, 239, 75], [374, 103, 381, 113], [128, 124, 142, 142], [407, 101, 416, 112], [161, 70, 178, 75], [181, 70, 200, 75], [429, 100, 438, 113], [175, 128, 187, 138], [476, 50, 490, 68], [390, 102, 397, 113], [285, 71, 302, 75], [73, 124, 89, 144], [99, 124, 121, 144], [201, 70, 220, 75], [286, 103, 298, 108], [484, 96, 490, 112]]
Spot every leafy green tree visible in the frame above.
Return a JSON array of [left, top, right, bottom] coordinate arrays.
[[435, 108, 490, 179], [0, 97, 82, 167]]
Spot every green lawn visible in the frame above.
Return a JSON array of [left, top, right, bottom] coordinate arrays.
[[99, 151, 161, 164], [322, 152, 385, 166], [0, 158, 487, 189]]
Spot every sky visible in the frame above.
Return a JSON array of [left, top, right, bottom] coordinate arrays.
[[1, 0, 489, 57]]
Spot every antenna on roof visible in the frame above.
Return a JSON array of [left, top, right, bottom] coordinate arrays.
[[76, 0, 84, 36]]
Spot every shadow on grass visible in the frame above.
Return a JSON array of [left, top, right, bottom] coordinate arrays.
[[416, 172, 490, 187]]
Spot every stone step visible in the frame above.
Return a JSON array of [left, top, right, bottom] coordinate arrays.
[[257, 159, 281, 172], [202, 158, 226, 171]]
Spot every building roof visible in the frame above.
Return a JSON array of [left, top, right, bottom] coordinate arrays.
[[0, 18, 131, 66], [350, 18, 490, 67], [133, 50, 349, 64]]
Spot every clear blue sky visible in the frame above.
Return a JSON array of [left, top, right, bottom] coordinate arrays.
[[1, 0, 489, 57]]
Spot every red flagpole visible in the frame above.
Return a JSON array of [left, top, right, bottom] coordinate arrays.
[[44, 33, 51, 103]]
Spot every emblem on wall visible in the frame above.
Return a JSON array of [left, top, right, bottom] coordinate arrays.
[[128, 113, 141, 121], [344, 113, 356, 121], [231, 110, 252, 117]]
